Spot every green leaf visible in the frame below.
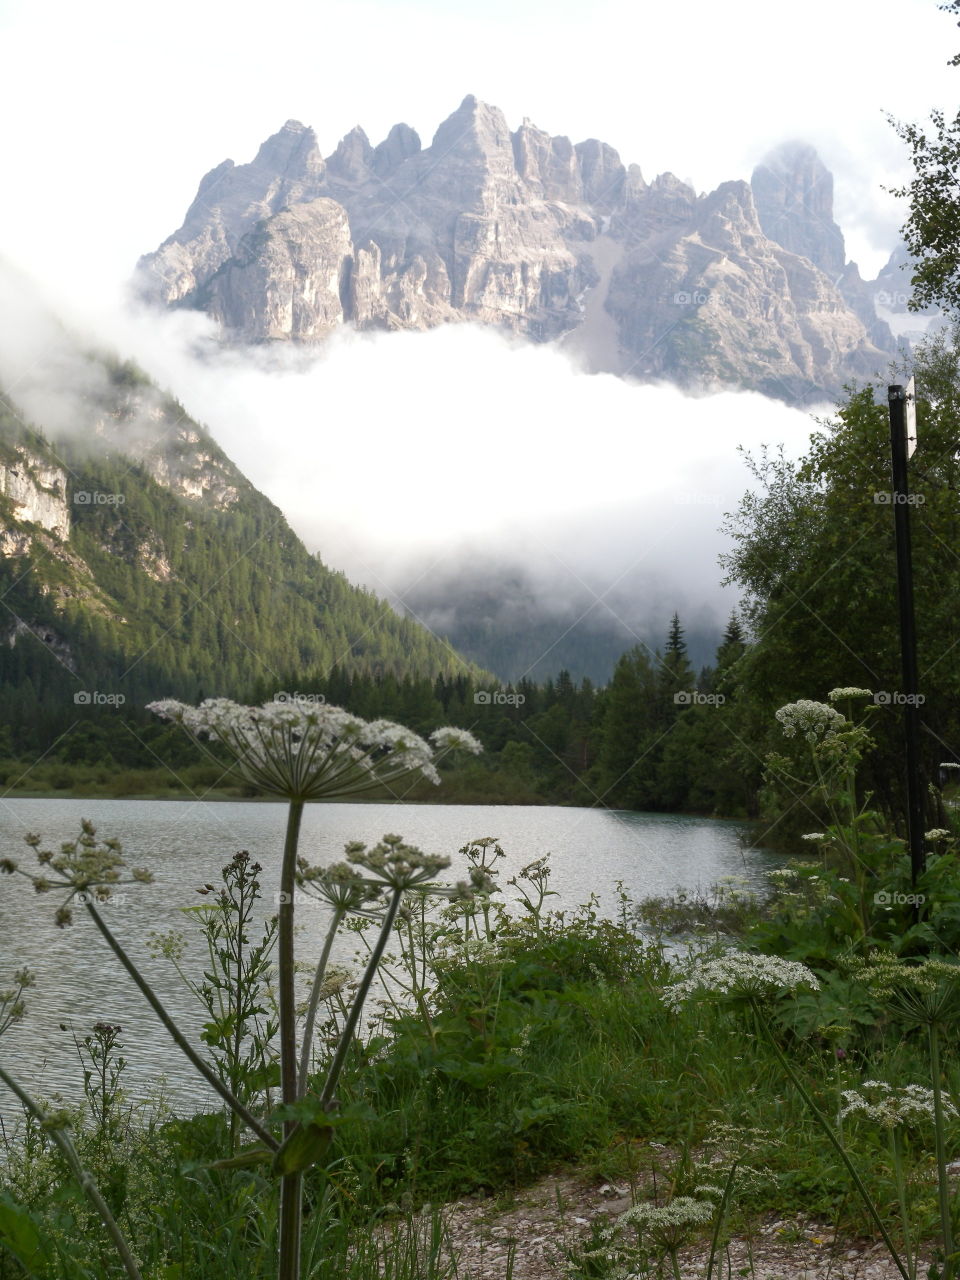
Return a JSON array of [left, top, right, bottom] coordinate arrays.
[[271, 1120, 334, 1176], [0, 1192, 50, 1269], [184, 1143, 274, 1172]]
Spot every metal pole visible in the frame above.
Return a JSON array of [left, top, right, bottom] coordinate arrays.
[[888, 384, 925, 883]]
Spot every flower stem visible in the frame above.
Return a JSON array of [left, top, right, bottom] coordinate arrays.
[[0, 1065, 144, 1280], [929, 1023, 956, 1278], [278, 798, 305, 1280], [320, 887, 403, 1107], [706, 1161, 738, 1280], [84, 901, 277, 1150], [297, 907, 344, 1099], [890, 1129, 916, 1280], [751, 1001, 909, 1280], [668, 1244, 683, 1280]]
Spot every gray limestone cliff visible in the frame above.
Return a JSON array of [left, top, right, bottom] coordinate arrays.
[[751, 142, 846, 280], [137, 100, 899, 404], [0, 450, 70, 546]]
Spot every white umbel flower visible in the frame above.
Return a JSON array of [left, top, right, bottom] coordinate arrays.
[[662, 951, 820, 1011], [827, 687, 873, 702], [148, 698, 480, 800], [840, 1081, 957, 1129], [775, 700, 846, 744], [619, 1196, 714, 1245]]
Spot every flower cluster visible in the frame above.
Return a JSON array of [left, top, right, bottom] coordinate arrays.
[[840, 1081, 957, 1129], [775, 699, 846, 744], [346, 834, 451, 892], [296, 860, 384, 914], [619, 1196, 714, 1246], [849, 952, 960, 996], [313, 965, 355, 1002], [147, 698, 482, 801], [765, 867, 800, 883], [441, 864, 499, 904], [827, 687, 873, 703], [0, 967, 35, 1038], [430, 727, 485, 756], [1, 821, 153, 927], [847, 952, 960, 1026], [687, 1121, 781, 1206], [662, 951, 820, 1011]]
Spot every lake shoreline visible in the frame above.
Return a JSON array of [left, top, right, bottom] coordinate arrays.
[[0, 785, 751, 823], [1, 797, 780, 1107]]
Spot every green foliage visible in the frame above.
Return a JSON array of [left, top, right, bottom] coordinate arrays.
[[6, 814, 960, 1275], [720, 328, 960, 836], [0, 1193, 53, 1273], [150, 852, 280, 1154], [888, 2, 960, 312], [0, 379, 479, 765]]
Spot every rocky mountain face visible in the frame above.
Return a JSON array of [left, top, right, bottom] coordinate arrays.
[[0, 450, 70, 554], [138, 100, 900, 405], [750, 142, 846, 279]]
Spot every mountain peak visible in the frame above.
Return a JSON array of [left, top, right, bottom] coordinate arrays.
[[137, 104, 896, 405], [373, 122, 421, 176], [575, 138, 625, 210], [326, 125, 374, 182], [757, 139, 823, 171], [751, 140, 845, 277], [252, 119, 324, 180], [431, 95, 513, 158]]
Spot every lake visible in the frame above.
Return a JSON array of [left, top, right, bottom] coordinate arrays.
[[0, 798, 778, 1113]]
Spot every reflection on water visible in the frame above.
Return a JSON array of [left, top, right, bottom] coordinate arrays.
[[0, 798, 777, 1112]]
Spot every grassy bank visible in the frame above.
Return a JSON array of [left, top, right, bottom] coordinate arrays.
[[2, 828, 960, 1278], [0, 759, 552, 805], [3, 689, 960, 1279]]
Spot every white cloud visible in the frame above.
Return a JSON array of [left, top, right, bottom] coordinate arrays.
[[91, 307, 820, 625], [0, 0, 956, 293]]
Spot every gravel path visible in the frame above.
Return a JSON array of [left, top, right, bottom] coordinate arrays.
[[417, 1170, 922, 1280]]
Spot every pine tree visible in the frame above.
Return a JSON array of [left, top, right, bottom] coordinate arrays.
[[593, 647, 657, 808]]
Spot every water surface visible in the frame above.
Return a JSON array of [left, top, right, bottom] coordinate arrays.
[[0, 799, 776, 1112]]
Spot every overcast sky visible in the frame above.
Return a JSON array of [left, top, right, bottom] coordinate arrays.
[[1, 0, 954, 295], [0, 0, 955, 642]]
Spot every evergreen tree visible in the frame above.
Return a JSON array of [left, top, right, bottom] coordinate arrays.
[[592, 647, 657, 808]]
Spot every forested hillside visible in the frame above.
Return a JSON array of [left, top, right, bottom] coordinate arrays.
[[0, 360, 478, 759]]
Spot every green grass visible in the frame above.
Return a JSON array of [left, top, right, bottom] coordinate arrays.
[[2, 874, 959, 1277], [0, 758, 550, 804]]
